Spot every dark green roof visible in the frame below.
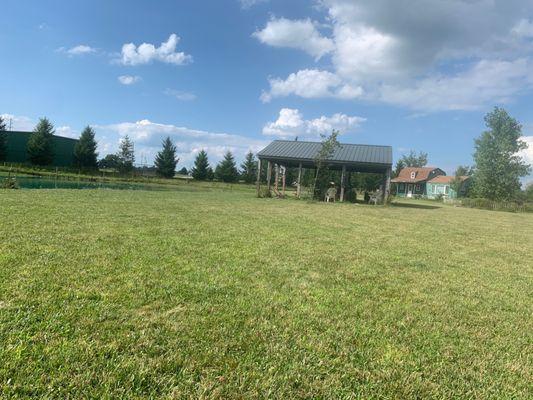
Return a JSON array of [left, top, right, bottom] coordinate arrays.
[[258, 140, 393, 166]]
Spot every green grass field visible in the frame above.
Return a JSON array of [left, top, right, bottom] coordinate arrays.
[[0, 188, 531, 399]]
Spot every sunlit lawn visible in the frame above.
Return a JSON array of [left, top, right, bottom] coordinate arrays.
[[0, 188, 531, 398]]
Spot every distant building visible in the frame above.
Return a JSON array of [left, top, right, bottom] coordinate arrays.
[[1, 130, 78, 167], [392, 167, 445, 198], [427, 175, 471, 199]]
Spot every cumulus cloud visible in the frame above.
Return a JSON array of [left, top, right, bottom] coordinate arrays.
[[118, 75, 141, 85], [0, 114, 35, 131], [253, 17, 335, 60], [519, 135, 533, 166], [262, 108, 366, 139], [261, 69, 363, 103], [164, 89, 196, 101], [119, 34, 192, 66], [96, 119, 268, 167], [239, 0, 268, 9], [57, 45, 97, 56], [379, 59, 533, 111], [257, 0, 533, 111]]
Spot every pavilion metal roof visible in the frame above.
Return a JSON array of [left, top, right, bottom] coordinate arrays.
[[257, 140, 393, 167]]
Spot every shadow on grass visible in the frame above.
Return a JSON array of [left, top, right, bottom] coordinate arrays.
[[391, 202, 442, 210]]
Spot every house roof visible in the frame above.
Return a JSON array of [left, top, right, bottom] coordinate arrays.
[[257, 140, 393, 171], [428, 175, 470, 184], [391, 167, 442, 183]]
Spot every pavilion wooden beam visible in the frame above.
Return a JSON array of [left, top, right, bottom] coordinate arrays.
[[256, 158, 262, 197], [383, 167, 392, 204], [266, 161, 272, 192], [296, 162, 302, 198], [274, 164, 279, 193], [340, 165, 346, 202]]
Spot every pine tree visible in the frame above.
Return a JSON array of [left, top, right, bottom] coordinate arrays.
[[155, 137, 179, 178], [240, 151, 257, 183], [472, 107, 530, 200], [73, 126, 98, 169], [0, 116, 7, 161], [27, 118, 55, 166], [117, 135, 135, 174], [191, 150, 210, 180], [178, 167, 188, 175], [215, 151, 239, 183]]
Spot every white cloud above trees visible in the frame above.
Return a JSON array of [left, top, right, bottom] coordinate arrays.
[[119, 34, 192, 66], [262, 108, 366, 139], [256, 0, 533, 112]]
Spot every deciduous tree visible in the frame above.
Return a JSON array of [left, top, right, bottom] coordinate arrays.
[[394, 150, 428, 176], [472, 107, 530, 200]]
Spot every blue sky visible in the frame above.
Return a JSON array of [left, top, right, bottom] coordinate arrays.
[[1, 0, 532, 180]]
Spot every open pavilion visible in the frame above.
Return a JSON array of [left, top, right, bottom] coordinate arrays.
[[256, 140, 393, 203]]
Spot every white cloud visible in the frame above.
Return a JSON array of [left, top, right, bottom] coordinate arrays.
[[118, 75, 141, 85], [96, 119, 268, 167], [379, 58, 533, 111], [239, 0, 268, 9], [57, 45, 97, 56], [256, 0, 533, 111], [261, 69, 363, 103], [164, 89, 196, 101], [512, 19, 533, 38], [519, 136, 533, 166], [262, 108, 365, 139], [253, 17, 335, 60], [119, 34, 192, 66], [56, 126, 78, 139]]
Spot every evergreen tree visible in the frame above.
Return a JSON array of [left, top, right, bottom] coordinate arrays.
[[73, 126, 98, 169], [27, 118, 55, 166], [178, 167, 188, 175], [472, 107, 530, 200], [191, 150, 210, 180], [240, 151, 257, 183], [155, 137, 179, 178], [117, 135, 135, 174], [0, 116, 7, 161], [215, 151, 239, 182], [206, 166, 214, 181]]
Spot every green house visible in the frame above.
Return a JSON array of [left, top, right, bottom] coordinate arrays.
[[426, 175, 471, 199], [392, 167, 445, 198], [1, 130, 78, 167]]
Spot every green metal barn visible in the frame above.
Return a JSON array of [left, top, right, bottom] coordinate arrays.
[[1, 131, 78, 167]]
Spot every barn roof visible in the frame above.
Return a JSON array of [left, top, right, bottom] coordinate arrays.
[[257, 140, 392, 172]]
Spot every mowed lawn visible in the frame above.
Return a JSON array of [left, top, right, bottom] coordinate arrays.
[[0, 188, 531, 399]]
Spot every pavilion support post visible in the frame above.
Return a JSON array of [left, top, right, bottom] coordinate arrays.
[[383, 167, 392, 204], [281, 166, 286, 197], [296, 163, 302, 198], [256, 158, 262, 197], [274, 164, 279, 193], [266, 161, 272, 192], [340, 165, 346, 202]]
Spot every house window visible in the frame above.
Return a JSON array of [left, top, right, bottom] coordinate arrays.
[[410, 171, 416, 179], [415, 184, 421, 192], [444, 186, 449, 195], [399, 183, 405, 191]]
